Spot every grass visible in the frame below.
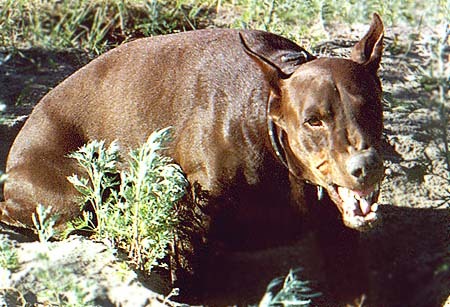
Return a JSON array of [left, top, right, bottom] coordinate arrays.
[[0, 0, 214, 54], [67, 127, 188, 273], [0, 0, 448, 53]]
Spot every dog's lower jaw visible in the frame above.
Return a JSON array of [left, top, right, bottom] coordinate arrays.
[[324, 183, 381, 231]]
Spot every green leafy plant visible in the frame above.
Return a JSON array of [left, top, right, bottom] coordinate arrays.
[[0, 235, 18, 271], [67, 127, 187, 272], [67, 139, 121, 238], [32, 204, 60, 243], [259, 268, 322, 306]]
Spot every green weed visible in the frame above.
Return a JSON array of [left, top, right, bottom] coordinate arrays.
[[0, 236, 18, 271], [259, 268, 322, 306], [32, 204, 60, 243], [67, 139, 121, 238], [67, 127, 188, 272]]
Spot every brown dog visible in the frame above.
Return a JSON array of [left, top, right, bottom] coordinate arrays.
[[1, 13, 384, 269]]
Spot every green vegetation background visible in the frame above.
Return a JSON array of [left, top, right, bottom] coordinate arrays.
[[0, 0, 448, 55]]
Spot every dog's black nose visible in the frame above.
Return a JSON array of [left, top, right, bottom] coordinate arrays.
[[347, 148, 383, 183]]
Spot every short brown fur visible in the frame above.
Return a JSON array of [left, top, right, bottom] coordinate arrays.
[[1, 14, 385, 279]]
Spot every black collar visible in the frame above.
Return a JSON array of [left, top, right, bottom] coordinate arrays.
[[267, 116, 289, 170]]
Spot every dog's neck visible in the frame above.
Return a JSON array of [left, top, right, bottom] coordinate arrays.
[[267, 107, 324, 200]]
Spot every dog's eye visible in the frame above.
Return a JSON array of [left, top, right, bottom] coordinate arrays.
[[305, 117, 323, 127]]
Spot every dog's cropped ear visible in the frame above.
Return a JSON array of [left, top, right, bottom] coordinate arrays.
[[351, 13, 384, 73], [239, 31, 316, 78]]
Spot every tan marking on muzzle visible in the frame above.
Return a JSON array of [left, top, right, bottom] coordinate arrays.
[[316, 159, 330, 176]]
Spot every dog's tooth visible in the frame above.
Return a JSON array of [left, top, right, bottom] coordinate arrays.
[[337, 186, 348, 199], [359, 198, 371, 215], [364, 212, 377, 221], [343, 198, 357, 213], [338, 187, 365, 215], [371, 203, 379, 212], [348, 192, 358, 204]]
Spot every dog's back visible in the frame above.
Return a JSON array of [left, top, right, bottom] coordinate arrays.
[[1, 29, 291, 226]]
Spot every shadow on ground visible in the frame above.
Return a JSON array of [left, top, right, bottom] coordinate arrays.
[[173, 202, 449, 307]]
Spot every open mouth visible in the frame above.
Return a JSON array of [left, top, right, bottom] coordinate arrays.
[[326, 184, 380, 230]]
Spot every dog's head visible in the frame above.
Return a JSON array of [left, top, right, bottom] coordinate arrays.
[[242, 14, 385, 229]]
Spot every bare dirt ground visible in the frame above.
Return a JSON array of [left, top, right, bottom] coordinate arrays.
[[0, 22, 449, 306]]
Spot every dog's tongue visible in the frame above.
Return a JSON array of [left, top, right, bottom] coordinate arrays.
[[337, 186, 375, 216]]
